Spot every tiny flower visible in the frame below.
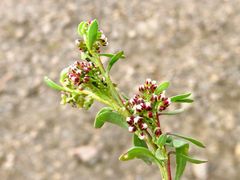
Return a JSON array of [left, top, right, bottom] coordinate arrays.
[[138, 84, 145, 92], [159, 106, 166, 111], [163, 98, 171, 106], [134, 116, 142, 123], [126, 116, 134, 125], [140, 102, 146, 109], [83, 67, 90, 73], [148, 111, 153, 118], [155, 129, 162, 136], [139, 132, 145, 140], [134, 104, 143, 112], [150, 84, 157, 91], [128, 126, 136, 133], [137, 97, 144, 104], [139, 123, 148, 130], [129, 98, 135, 105], [146, 78, 152, 85], [145, 102, 152, 111], [83, 76, 90, 83], [151, 94, 158, 102]]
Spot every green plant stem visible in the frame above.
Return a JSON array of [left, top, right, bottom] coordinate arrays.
[[158, 162, 169, 180], [91, 52, 130, 116]]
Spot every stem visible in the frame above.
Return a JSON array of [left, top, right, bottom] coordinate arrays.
[[158, 162, 169, 180], [92, 52, 130, 117], [167, 152, 172, 180]]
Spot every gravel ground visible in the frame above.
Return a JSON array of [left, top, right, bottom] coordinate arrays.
[[0, 0, 240, 179]]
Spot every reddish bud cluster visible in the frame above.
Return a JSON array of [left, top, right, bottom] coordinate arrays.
[[68, 61, 94, 85], [138, 78, 157, 93], [125, 79, 172, 137], [126, 115, 148, 139]]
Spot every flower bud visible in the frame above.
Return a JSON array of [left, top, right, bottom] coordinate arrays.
[[139, 132, 145, 140], [138, 84, 145, 92], [159, 106, 166, 111], [83, 76, 90, 83], [148, 111, 153, 118], [151, 94, 158, 102], [128, 126, 136, 133], [126, 116, 134, 125], [145, 102, 152, 111], [146, 78, 152, 85], [139, 123, 148, 130], [134, 116, 142, 124], [155, 129, 162, 136]]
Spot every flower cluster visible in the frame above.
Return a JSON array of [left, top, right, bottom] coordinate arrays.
[[125, 78, 171, 138], [126, 115, 148, 139], [68, 61, 95, 86], [59, 60, 104, 109], [75, 21, 108, 53]]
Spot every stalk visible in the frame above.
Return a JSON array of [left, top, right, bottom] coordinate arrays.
[[158, 162, 169, 180]]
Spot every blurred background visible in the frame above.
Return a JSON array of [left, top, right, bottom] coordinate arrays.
[[0, 0, 240, 179]]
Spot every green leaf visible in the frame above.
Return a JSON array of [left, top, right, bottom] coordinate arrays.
[[155, 148, 167, 161], [180, 154, 207, 164], [154, 81, 170, 94], [99, 53, 125, 58], [159, 109, 184, 115], [44, 76, 65, 91], [87, 19, 98, 50], [171, 133, 206, 148], [106, 51, 124, 73], [174, 99, 194, 103], [59, 68, 69, 84], [133, 134, 148, 148], [170, 93, 191, 102], [94, 107, 128, 129], [119, 146, 160, 164], [132, 134, 152, 165], [175, 143, 189, 180], [156, 134, 168, 146], [173, 139, 188, 148], [77, 21, 87, 36]]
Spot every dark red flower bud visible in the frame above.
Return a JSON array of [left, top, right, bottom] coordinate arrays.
[[159, 106, 166, 111], [128, 125, 137, 133], [83, 76, 90, 83], [148, 111, 153, 118], [155, 129, 162, 136]]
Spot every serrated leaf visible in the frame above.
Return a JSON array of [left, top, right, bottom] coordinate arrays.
[[119, 146, 160, 164], [106, 51, 124, 73], [44, 76, 65, 91], [174, 99, 194, 103], [77, 21, 86, 36], [87, 19, 98, 50], [170, 93, 191, 102], [175, 143, 189, 180], [171, 133, 206, 148], [159, 109, 184, 115], [94, 107, 128, 129], [154, 81, 170, 94], [156, 134, 168, 146], [180, 154, 207, 164], [99, 53, 125, 58], [133, 134, 148, 148]]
